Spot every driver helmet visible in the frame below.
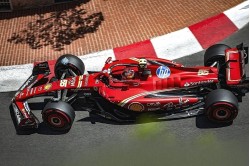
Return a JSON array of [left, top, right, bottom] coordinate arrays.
[[122, 68, 135, 79], [138, 58, 147, 69]]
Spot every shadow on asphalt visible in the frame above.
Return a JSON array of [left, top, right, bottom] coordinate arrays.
[[10, 100, 232, 135], [195, 115, 233, 128], [78, 113, 232, 128], [9, 104, 70, 135]]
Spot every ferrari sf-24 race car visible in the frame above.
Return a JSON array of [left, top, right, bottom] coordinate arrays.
[[10, 43, 249, 133]]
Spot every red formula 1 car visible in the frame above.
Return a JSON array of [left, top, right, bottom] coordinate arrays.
[[10, 43, 249, 133]]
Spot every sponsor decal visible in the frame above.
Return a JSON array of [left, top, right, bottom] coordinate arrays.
[[156, 66, 171, 79], [83, 93, 91, 96], [147, 102, 161, 107], [95, 79, 99, 84], [163, 102, 174, 110], [178, 97, 189, 107], [38, 87, 43, 91], [71, 88, 92, 93], [60, 80, 68, 87], [21, 109, 28, 117], [30, 87, 37, 95], [72, 89, 80, 92], [82, 88, 91, 91], [15, 76, 35, 97], [84, 75, 89, 87], [33, 87, 37, 94], [23, 101, 31, 114], [17, 108, 30, 119], [29, 88, 33, 95], [61, 57, 69, 65], [44, 83, 52, 91], [184, 80, 214, 87], [21, 76, 34, 91], [128, 102, 144, 112], [198, 69, 209, 76], [12, 103, 21, 124], [132, 82, 140, 86], [163, 97, 190, 110], [184, 82, 190, 87], [68, 77, 76, 86], [18, 92, 24, 98], [148, 107, 161, 111], [25, 88, 30, 96]]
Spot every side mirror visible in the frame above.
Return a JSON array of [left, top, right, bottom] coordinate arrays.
[[105, 57, 112, 64]]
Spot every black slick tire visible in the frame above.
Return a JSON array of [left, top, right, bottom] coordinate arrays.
[[205, 89, 238, 123], [204, 44, 231, 66], [42, 101, 75, 132], [54, 54, 85, 79]]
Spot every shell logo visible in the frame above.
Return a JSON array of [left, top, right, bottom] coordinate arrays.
[[128, 102, 144, 112]]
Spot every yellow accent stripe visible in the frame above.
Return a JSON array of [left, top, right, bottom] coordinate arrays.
[[129, 57, 140, 62], [118, 88, 178, 107], [77, 75, 83, 88], [118, 92, 148, 107]]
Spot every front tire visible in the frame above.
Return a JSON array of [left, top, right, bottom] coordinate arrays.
[[42, 101, 75, 132], [205, 89, 238, 123]]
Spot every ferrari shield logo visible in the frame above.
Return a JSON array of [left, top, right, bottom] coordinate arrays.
[[44, 83, 52, 91]]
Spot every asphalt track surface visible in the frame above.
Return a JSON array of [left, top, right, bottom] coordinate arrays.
[[0, 24, 249, 166]]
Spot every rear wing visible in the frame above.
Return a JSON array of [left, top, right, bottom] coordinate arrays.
[[225, 43, 248, 85], [237, 43, 248, 64]]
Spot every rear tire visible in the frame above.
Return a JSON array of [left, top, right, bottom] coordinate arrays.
[[42, 101, 75, 132], [205, 89, 238, 123], [204, 44, 231, 85], [204, 44, 230, 66], [54, 54, 85, 79]]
